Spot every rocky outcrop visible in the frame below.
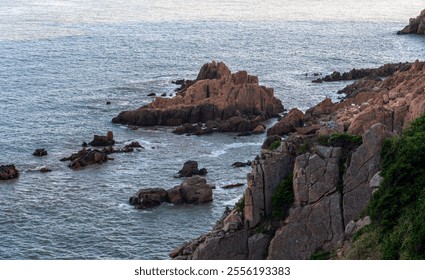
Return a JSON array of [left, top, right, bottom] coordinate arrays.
[[0, 164, 19, 180], [397, 9, 425, 35], [175, 160, 207, 178], [60, 148, 110, 169], [112, 61, 284, 134], [88, 131, 115, 146], [312, 62, 412, 83], [129, 176, 213, 209], [170, 60, 425, 260]]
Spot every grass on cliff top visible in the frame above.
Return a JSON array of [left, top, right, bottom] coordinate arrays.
[[352, 114, 425, 259]]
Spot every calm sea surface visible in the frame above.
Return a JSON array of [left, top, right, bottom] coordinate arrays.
[[1, 0, 425, 259]]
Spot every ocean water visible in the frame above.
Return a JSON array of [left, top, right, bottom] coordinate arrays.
[[1, 0, 425, 259]]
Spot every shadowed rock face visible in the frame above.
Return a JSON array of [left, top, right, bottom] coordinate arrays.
[[397, 9, 425, 35], [112, 61, 283, 133]]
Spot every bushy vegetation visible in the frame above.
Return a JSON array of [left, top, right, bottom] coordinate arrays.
[[271, 173, 294, 218], [364, 114, 425, 259], [317, 132, 362, 148], [269, 140, 281, 150]]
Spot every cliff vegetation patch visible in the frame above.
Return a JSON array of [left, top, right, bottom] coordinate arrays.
[[356, 114, 425, 259]]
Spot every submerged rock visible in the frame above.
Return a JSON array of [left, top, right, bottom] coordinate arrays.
[[33, 148, 48, 157]]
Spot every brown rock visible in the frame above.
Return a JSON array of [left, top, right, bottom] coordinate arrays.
[[180, 176, 213, 204], [397, 9, 425, 35], [192, 230, 249, 260], [267, 108, 304, 136], [89, 131, 116, 146], [112, 61, 283, 133], [0, 164, 19, 180]]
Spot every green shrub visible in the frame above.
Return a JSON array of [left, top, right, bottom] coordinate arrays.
[[269, 140, 281, 150], [366, 114, 425, 259], [317, 133, 362, 148], [309, 250, 333, 260], [271, 173, 294, 218], [235, 197, 245, 212]]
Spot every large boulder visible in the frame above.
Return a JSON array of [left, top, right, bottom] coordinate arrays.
[[88, 131, 115, 146], [176, 160, 207, 178], [267, 108, 304, 136], [0, 165, 19, 180], [129, 176, 214, 208], [112, 61, 284, 133]]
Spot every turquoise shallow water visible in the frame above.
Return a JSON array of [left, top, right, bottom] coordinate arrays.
[[1, 1, 425, 259]]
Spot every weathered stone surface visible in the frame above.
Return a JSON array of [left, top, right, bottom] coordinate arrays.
[[192, 230, 248, 260], [397, 9, 425, 35], [347, 107, 393, 135], [244, 142, 296, 228], [267, 145, 343, 259], [112, 61, 283, 133], [268, 192, 343, 259], [343, 123, 388, 224], [0, 164, 19, 180], [293, 146, 341, 206], [267, 108, 304, 136], [248, 233, 271, 260], [179, 176, 213, 204]]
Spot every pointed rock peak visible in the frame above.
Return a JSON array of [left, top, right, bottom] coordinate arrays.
[[196, 61, 231, 80]]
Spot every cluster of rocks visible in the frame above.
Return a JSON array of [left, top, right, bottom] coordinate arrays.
[[129, 176, 214, 209], [61, 132, 143, 169], [170, 60, 425, 260], [112, 61, 283, 135], [0, 165, 19, 180], [311, 62, 412, 83], [397, 9, 425, 35]]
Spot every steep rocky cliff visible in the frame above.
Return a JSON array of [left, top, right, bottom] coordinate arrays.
[[170, 60, 425, 260]]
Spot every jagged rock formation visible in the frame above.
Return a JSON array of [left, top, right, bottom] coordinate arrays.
[[397, 9, 425, 35], [112, 61, 284, 134], [170, 60, 425, 260], [312, 62, 412, 83], [129, 176, 213, 209], [0, 165, 19, 180]]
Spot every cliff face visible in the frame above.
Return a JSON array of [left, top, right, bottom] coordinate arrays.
[[170, 60, 425, 260]]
